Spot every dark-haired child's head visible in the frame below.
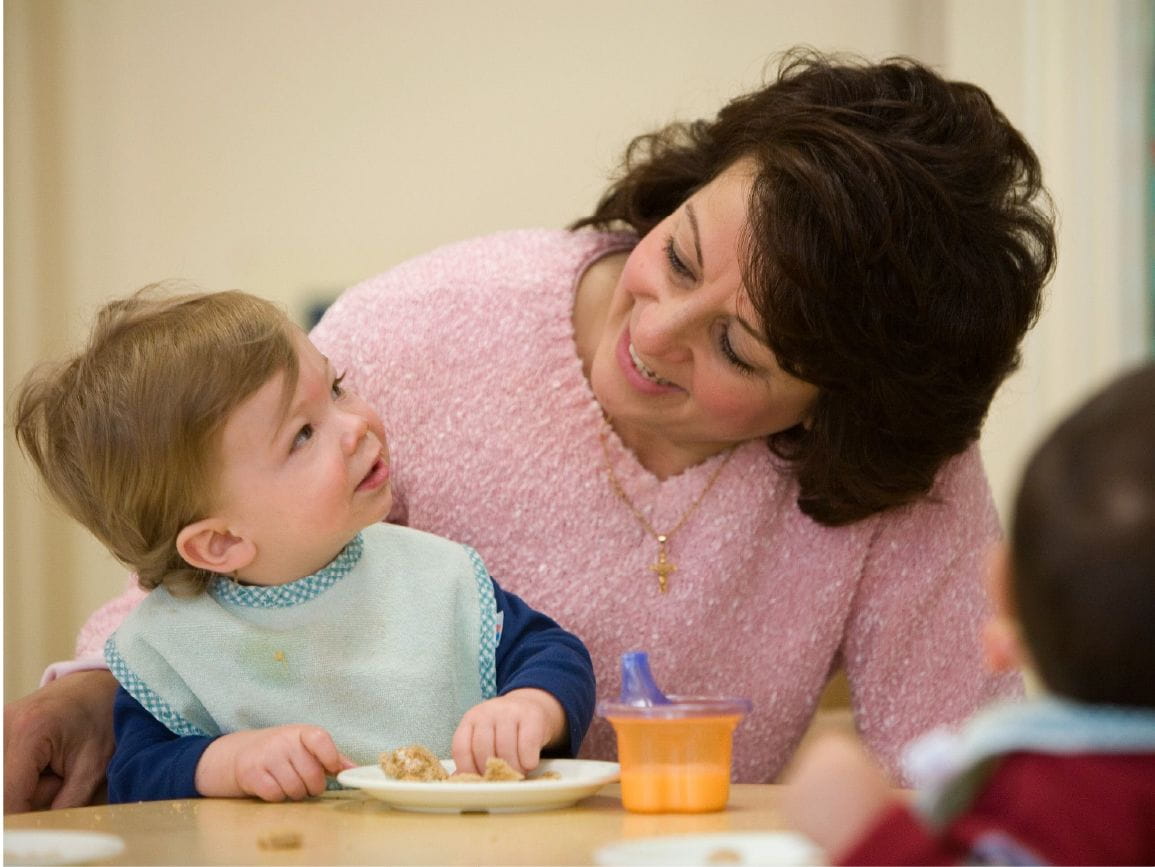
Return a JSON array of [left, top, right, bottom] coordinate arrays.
[[996, 362, 1155, 708]]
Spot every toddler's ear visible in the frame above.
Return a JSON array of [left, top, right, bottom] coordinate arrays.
[[177, 519, 256, 575], [982, 542, 1025, 673]]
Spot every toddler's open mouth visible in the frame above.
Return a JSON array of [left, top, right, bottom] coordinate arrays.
[[356, 457, 389, 492]]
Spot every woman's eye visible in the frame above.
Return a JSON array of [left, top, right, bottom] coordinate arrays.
[[292, 424, 314, 451], [719, 328, 755, 374], [331, 372, 346, 399], [664, 236, 693, 278]]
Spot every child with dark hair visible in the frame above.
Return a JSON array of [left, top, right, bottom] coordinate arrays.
[[783, 361, 1155, 865]]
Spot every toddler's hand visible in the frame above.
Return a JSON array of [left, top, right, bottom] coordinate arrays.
[[451, 688, 565, 776], [780, 731, 897, 860], [195, 724, 356, 801]]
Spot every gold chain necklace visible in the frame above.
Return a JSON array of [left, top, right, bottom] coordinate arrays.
[[599, 427, 736, 593]]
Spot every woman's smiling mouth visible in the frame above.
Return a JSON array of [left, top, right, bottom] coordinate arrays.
[[628, 342, 676, 387], [614, 328, 682, 395]]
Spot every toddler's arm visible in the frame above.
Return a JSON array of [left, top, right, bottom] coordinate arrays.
[[107, 688, 214, 802], [195, 724, 354, 801], [107, 688, 353, 803]]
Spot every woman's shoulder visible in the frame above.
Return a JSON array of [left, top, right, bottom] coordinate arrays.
[[313, 228, 635, 352], [350, 228, 633, 294], [869, 442, 1000, 554]]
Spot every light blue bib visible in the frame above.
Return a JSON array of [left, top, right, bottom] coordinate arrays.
[[105, 523, 498, 766]]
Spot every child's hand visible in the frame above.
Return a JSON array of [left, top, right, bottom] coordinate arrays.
[[780, 731, 897, 860], [451, 688, 565, 776], [195, 724, 356, 801]]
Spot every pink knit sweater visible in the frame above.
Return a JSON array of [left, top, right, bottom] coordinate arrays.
[[66, 229, 1020, 782]]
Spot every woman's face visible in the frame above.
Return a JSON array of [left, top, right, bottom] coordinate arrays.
[[588, 159, 818, 466]]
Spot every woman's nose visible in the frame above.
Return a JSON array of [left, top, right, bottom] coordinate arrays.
[[634, 294, 697, 363]]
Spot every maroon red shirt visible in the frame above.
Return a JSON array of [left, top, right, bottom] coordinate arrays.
[[841, 752, 1155, 865]]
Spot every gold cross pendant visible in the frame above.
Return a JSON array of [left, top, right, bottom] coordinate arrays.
[[649, 535, 676, 593]]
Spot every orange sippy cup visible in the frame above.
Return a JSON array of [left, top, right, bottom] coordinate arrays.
[[597, 651, 751, 814]]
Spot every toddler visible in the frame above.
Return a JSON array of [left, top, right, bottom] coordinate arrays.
[[13, 286, 596, 803], [783, 361, 1155, 865]]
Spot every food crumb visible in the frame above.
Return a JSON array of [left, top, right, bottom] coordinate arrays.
[[706, 847, 744, 864], [481, 756, 524, 782], [258, 831, 302, 850], [380, 744, 449, 781]]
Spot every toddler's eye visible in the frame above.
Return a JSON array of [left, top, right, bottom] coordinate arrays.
[[331, 372, 346, 399], [292, 424, 314, 451]]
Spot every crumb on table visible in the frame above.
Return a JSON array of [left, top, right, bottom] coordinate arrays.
[[257, 830, 302, 850]]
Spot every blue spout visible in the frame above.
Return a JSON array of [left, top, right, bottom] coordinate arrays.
[[619, 651, 672, 706]]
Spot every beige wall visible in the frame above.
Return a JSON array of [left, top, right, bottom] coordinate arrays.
[[4, 0, 1150, 701]]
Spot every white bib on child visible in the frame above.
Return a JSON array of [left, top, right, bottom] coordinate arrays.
[[105, 523, 498, 766]]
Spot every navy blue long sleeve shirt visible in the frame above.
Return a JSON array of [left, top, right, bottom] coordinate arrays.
[[107, 579, 595, 802]]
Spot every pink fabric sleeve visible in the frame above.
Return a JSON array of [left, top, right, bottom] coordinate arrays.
[[42, 576, 147, 684], [842, 447, 1023, 783]]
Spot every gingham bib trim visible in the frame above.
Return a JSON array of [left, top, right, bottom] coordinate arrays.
[[105, 638, 209, 737], [208, 533, 364, 608], [467, 544, 498, 700]]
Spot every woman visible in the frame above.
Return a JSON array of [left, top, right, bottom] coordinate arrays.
[[5, 49, 1055, 810]]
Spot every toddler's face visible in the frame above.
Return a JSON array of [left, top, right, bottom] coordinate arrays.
[[211, 328, 393, 582]]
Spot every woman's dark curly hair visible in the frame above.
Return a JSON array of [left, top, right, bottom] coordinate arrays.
[[572, 48, 1057, 525]]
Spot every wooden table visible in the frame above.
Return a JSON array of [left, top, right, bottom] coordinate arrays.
[[4, 784, 798, 865]]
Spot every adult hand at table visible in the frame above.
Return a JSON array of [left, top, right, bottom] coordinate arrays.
[[195, 724, 356, 802], [4, 670, 119, 813], [451, 687, 566, 777]]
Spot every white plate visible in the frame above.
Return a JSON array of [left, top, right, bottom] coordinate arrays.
[[337, 758, 619, 813], [4, 830, 126, 866], [595, 832, 826, 866]]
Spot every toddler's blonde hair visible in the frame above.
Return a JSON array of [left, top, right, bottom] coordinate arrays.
[[13, 285, 298, 595]]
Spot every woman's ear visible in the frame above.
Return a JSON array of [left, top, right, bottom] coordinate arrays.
[[981, 542, 1026, 673], [176, 519, 256, 575]]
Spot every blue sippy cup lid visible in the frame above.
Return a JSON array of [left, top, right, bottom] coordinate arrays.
[[618, 651, 672, 707], [596, 651, 752, 720]]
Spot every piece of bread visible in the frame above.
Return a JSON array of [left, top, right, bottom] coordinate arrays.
[[482, 756, 524, 781], [379, 743, 559, 782], [379, 744, 449, 782]]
